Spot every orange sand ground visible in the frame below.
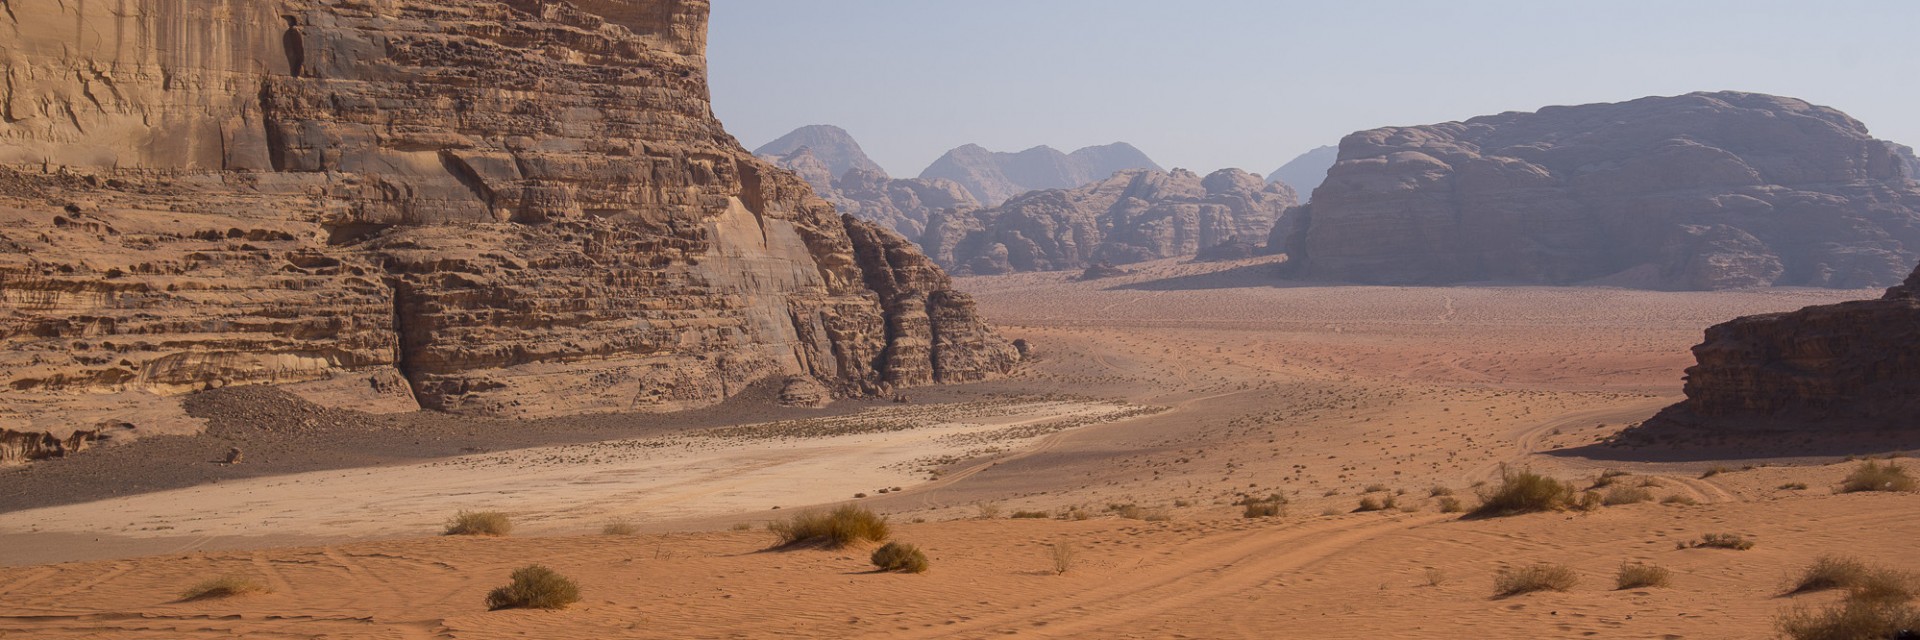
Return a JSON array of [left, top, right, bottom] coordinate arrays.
[[2, 256, 1913, 639]]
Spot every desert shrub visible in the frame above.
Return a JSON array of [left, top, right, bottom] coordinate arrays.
[[1661, 494, 1699, 506], [445, 511, 512, 537], [1701, 466, 1731, 479], [601, 519, 638, 536], [1429, 486, 1454, 497], [732, 522, 753, 531], [1049, 542, 1076, 575], [1615, 563, 1673, 590], [1691, 533, 1754, 550], [1494, 563, 1579, 598], [1603, 486, 1654, 506], [870, 542, 929, 573], [768, 505, 890, 549], [975, 502, 1004, 519], [1424, 567, 1447, 587], [1591, 470, 1631, 489], [485, 565, 581, 611], [180, 575, 269, 601], [1010, 510, 1050, 519], [1841, 461, 1917, 493], [1437, 496, 1466, 513], [1776, 599, 1920, 640], [1472, 468, 1575, 517], [1355, 495, 1392, 512], [1779, 482, 1810, 491], [1850, 569, 1920, 605], [1791, 556, 1873, 595], [1571, 491, 1605, 512], [1240, 494, 1288, 519], [1363, 483, 1391, 493]]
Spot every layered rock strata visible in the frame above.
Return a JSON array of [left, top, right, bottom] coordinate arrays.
[[1273, 92, 1920, 290], [0, 0, 1017, 440], [1639, 264, 1920, 432]]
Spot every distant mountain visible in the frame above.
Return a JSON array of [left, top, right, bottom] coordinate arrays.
[[1267, 145, 1339, 199], [922, 168, 1297, 275], [753, 125, 888, 180], [1896, 142, 1920, 180], [760, 130, 979, 238], [919, 142, 1163, 206]]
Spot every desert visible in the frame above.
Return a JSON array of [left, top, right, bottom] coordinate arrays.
[[3, 1, 1919, 639]]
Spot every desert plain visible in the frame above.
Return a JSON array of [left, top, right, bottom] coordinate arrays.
[[0, 255, 1913, 639]]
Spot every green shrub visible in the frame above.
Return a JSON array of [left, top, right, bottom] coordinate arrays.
[[485, 565, 580, 611], [1494, 563, 1579, 598], [1841, 461, 1917, 493], [869, 542, 929, 573], [180, 575, 269, 601], [768, 505, 890, 549], [1615, 562, 1672, 590], [1472, 468, 1576, 517], [445, 511, 512, 537]]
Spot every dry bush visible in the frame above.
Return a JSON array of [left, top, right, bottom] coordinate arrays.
[[1010, 510, 1050, 519], [444, 511, 512, 537], [485, 565, 580, 611], [1701, 466, 1731, 478], [1661, 494, 1699, 506], [1472, 468, 1576, 517], [1615, 562, 1673, 590], [1049, 542, 1076, 575], [1779, 482, 1810, 491], [1437, 496, 1466, 513], [1363, 483, 1391, 493], [1841, 460, 1917, 493], [870, 542, 929, 574], [1429, 486, 1454, 497], [1571, 491, 1605, 512], [1776, 599, 1920, 640], [1354, 495, 1395, 512], [1494, 563, 1579, 598], [1239, 493, 1288, 519], [1591, 470, 1631, 489], [1603, 486, 1654, 506], [768, 505, 890, 549], [180, 575, 269, 601], [975, 502, 1005, 519], [601, 519, 638, 536], [731, 522, 753, 531], [1791, 556, 1873, 595], [1691, 533, 1755, 550], [1850, 569, 1920, 605], [1424, 567, 1447, 587]]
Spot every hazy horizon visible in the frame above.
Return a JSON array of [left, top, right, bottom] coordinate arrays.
[[711, 0, 1920, 179]]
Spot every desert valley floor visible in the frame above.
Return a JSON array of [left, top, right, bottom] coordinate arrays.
[[1, 256, 1915, 639]]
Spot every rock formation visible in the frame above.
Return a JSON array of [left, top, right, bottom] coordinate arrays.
[[1272, 92, 1920, 290], [753, 125, 887, 180], [920, 143, 1163, 206], [1634, 264, 1920, 434], [756, 127, 981, 239], [924, 169, 1296, 275], [0, 0, 1017, 443], [1267, 145, 1338, 200]]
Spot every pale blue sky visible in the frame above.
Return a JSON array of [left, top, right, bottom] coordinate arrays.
[[710, 1, 1919, 178]]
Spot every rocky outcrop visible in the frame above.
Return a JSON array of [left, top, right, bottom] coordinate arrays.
[[1273, 92, 1920, 290], [924, 168, 1296, 275], [757, 127, 981, 239], [1267, 145, 1338, 200], [753, 125, 887, 181], [920, 142, 1163, 206], [1634, 264, 1920, 433], [0, 0, 1016, 436]]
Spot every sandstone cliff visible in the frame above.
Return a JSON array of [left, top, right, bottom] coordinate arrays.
[[0, 0, 1017, 446], [920, 142, 1162, 206], [1634, 264, 1920, 434], [1272, 92, 1920, 290], [924, 169, 1296, 275]]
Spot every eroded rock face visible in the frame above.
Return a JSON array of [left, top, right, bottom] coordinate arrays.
[[919, 142, 1163, 206], [924, 168, 1296, 275], [1274, 92, 1920, 290], [756, 127, 982, 240], [1636, 265, 1920, 432], [0, 0, 1016, 434]]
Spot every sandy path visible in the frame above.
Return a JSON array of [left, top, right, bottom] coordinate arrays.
[[0, 399, 1150, 557]]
